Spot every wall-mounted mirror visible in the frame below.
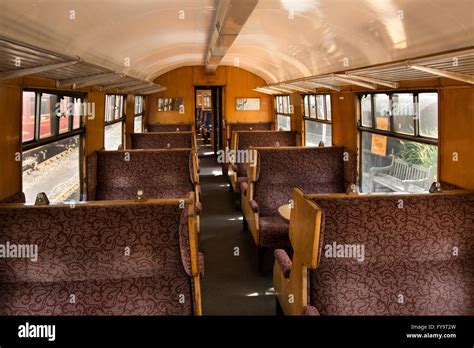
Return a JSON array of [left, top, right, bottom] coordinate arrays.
[[157, 97, 184, 112]]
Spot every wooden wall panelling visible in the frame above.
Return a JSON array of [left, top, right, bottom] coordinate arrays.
[[439, 87, 474, 189], [0, 84, 22, 200], [330, 91, 358, 152]]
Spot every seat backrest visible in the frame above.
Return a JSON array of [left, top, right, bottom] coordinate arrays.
[[0, 198, 198, 315], [87, 149, 194, 200], [147, 123, 193, 132], [227, 122, 273, 142], [131, 132, 194, 149], [253, 147, 356, 217], [234, 131, 297, 177], [308, 192, 474, 315]]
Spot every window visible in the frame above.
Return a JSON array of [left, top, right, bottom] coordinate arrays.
[[104, 94, 125, 150], [303, 94, 332, 146], [21, 90, 84, 204], [134, 96, 144, 133], [275, 95, 291, 131], [358, 92, 439, 193]]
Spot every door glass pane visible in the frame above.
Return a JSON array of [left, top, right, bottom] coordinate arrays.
[[325, 94, 331, 121], [419, 93, 438, 138], [316, 95, 325, 120], [361, 95, 372, 127], [104, 122, 123, 150], [374, 94, 390, 131], [22, 136, 81, 203], [39, 94, 57, 139], [360, 131, 437, 193], [22, 91, 36, 142], [305, 120, 332, 146], [392, 93, 415, 135]]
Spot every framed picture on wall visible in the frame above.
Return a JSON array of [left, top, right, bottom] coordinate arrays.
[[236, 97, 260, 111]]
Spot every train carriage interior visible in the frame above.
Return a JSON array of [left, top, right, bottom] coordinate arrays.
[[0, 0, 473, 345]]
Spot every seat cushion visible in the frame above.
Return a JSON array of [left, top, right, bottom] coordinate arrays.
[[259, 216, 290, 248]]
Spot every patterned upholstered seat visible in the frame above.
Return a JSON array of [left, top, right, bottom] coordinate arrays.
[[0, 197, 202, 315], [87, 149, 197, 201], [246, 147, 357, 249], [147, 123, 193, 132], [229, 131, 297, 192], [131, 132, 195, 149]]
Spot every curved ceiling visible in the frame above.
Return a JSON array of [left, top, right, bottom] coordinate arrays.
[[0, 0, 472, 84]]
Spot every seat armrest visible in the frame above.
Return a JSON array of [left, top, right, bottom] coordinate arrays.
[[274, 249, 292, 278], [231, 164, 238, 172], [195, 201, 202, 215], [240, 182, 248, 196], [301, 305, 320, 316], [249, 199, 260, 213]]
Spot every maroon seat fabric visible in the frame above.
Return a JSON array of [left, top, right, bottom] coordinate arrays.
[[0, 201, 200, 315], [87, 150, 194, 201], [147, 123, 192, 132], [252, 147, 357, 248], [131, 132, 193, 149], [227, 122, 273, 143], [234, 131, 297, 178], [309, 193, 474, 315]]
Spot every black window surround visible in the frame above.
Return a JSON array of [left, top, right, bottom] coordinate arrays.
[[21, 89, 86, 151], [357, 91, 439, 146]]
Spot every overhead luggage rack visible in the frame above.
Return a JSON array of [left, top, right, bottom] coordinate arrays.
[[0, 35, 165, 94]]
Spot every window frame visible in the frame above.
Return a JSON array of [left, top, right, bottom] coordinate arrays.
[[275, 95, 291, 130], [357, 91, 439, 146], [303, 93, 332, 146], [22, 89, 86, 151], [357, 90, 439, 192], [104, 94, 126, 149], [21, 88, 86, 201], [134, 95, 145, 133]]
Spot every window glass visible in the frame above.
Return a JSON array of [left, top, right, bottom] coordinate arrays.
[[316, 95, 325, 120], [277, 115, 291, 131], [392, 93, 415, 135], [134, 116, 143, 133], [305, 120, 332, 146], [104, 122, 123, 150], [360, 131, 437, 193], [58, 97, 71, 134], [72, 98, 82, 130], [418, 93, 438, 138], [325, 94, 331, 121], [304, 96, 310, 117], [22, 136, 81, 203], [361, 94, 372, 127], [22, 91, 36, 142], [309, 95, 316, 118], [282, 96, 288, 114], [374, 94, 390, 131], [39, 93, 57, 139]]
